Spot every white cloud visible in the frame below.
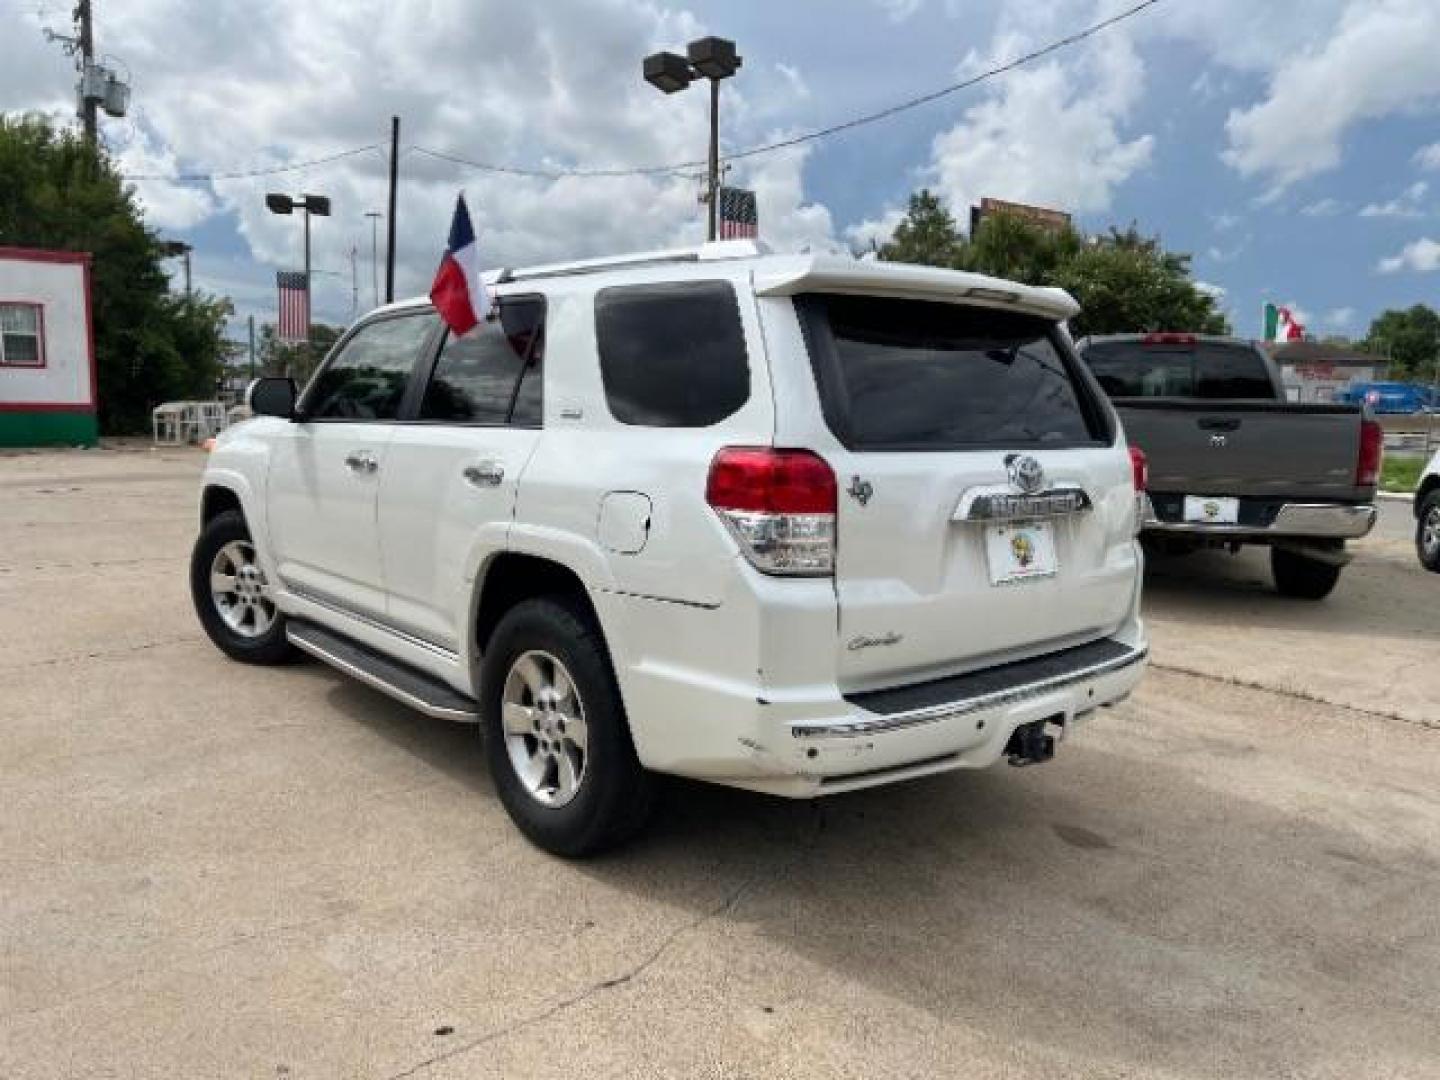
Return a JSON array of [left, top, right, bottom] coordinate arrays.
[[1414, 143, 1440, 171], [1211, 212, 1241, 232], [1300, 198, 1344, 217], [874, 0, 924, 22], [774, 63, 811, 101], [1194, 280, 1226, 302], [845, 207, 907, 253], [1360, 180, 1429, 218], [1377, 237, 1440, 274], [1, 0, 844, 320], [1323, 306, 1356, 330], [1223, 0, 1440, 190], [927, 22, 1152, 218]]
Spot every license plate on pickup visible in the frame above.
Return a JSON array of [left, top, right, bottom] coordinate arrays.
[[985, 521, 1058, 586], [1183, 495, 1240, 524]]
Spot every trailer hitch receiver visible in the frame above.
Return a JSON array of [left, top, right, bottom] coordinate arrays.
[[1005, 717, 1060, 767]]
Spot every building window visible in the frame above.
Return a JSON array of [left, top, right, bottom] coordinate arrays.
[[0, 303, 45, 367]]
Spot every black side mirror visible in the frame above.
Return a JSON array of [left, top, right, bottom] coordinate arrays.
[[247, 377, 298, 419]]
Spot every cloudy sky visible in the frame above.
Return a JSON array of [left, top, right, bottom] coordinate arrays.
[[3, 0, 1439, 342]]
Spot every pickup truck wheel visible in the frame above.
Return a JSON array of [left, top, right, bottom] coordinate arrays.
[[1417, 492, 1440, 573], [1270, 546, 1342, 600], [481, 596, 653, 857], [189, 509, 298, 664]]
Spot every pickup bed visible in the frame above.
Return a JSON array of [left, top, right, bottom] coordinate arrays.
[[1079, 334, 1381, 599]]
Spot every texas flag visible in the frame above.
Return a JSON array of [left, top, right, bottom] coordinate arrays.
[[429, 194, 491, 335]]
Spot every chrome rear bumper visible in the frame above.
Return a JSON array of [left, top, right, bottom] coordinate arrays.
[[1144, 502, 1376, 540]]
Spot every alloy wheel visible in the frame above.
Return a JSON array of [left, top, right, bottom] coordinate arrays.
[[501, 650, 589, 808], [209, 540, 277, 639]]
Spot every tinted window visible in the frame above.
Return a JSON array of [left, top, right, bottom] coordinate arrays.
[[595, 281, 749, 427], [801, 294, 1101, 448], [421, 298, 545, 424], [305, 314, 436, 420], [1194, 346, 1274, 398], [1082, 342, 1274, 400]]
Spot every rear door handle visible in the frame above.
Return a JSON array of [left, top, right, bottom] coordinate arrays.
[[463, 463, 505, 487], [344, 451, 378, 473]]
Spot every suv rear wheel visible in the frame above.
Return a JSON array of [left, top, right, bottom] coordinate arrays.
[[1271, 546, 1342, 600], [1417, 491, 1440, 573], [190, 509, 298, 664], [480, 596, 653, 856]]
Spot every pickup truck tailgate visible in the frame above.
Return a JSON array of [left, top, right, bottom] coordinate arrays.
[[1116, 401, 1364, 501]]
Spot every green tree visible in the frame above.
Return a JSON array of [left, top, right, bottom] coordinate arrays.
[[0, 114, 229, 432], [1360, 304, 1440, 381], [256, 321, 343, 384], [879, 189, 965, 267], [880, 195, 1229, 338]]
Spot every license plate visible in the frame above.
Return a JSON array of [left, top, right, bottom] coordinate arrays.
[[1183, 495, 1240, 524], [985, 520, 1058, 586]]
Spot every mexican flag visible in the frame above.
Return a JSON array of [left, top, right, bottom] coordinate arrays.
[[1262, 302, 1305, 342]]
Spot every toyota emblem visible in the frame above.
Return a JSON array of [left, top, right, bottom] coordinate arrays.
[[1007, 454, 1046, 495]]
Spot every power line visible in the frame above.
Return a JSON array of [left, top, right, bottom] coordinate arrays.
[[413, 0, 1164, 180], [123, 143, 385, 182]]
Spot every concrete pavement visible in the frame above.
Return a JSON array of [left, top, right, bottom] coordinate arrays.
[[1, 447, 1437, 1079]]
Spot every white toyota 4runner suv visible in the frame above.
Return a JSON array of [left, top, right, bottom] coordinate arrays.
[[191, 240, 1148, 855]]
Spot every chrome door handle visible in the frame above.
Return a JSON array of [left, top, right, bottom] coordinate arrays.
[[463, 463, 505, 487], [344, 452, 378, 473]]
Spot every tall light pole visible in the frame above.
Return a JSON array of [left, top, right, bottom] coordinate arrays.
[[265, 192, 331, 342], [365, 211, 382, 309], [643, 36, 743, 242]]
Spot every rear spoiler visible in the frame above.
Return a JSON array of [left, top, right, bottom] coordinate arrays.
[[752, 256, 1079, 321]]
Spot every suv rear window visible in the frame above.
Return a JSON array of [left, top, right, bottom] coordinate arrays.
[[797, 294, 1107, 449], [1082, 341, 1274, 399], [595, 281, 749, 427]]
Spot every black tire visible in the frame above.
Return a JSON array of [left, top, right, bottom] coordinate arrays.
[[189, 509, 299, 664], [1417, 491, 1440, 573], [480, 595, 653, 857], [1271, 546, 1343, 600]]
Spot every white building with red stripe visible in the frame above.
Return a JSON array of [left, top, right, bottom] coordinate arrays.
[[0, 247, 98, 447]]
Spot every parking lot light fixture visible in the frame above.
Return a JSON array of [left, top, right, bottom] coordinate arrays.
[[643, 36, 742, 242]]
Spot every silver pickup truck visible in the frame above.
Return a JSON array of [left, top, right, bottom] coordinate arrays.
[[1078, 333, 1381, 600]]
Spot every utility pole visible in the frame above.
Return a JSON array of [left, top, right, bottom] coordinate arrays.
[[76, 0, 97, 149], [385, 116, 399, 303], [247, 315, 256, 381], [365, 211, 382, 309]]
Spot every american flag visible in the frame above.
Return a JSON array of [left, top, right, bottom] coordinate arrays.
[[718, 186, 758, 240], [276, 271, 310, 343]]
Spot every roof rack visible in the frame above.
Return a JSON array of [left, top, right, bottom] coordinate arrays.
[[490, 238, 770, 285]]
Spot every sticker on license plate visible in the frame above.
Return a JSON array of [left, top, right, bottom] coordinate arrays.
[[1183, 495, 1240, 524], [985, 520, 1058, 586]]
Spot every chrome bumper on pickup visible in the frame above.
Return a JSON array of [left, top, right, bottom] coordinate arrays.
[[1144, 502, 1377, 540]]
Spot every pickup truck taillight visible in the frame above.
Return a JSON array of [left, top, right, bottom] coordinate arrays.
[[1129, 445, 1149, 492], [1356, 418, 1383, 487], [706, 447, 836, 576]]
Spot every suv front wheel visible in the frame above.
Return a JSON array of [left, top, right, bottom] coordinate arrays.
[[481, 596, 653, 857]]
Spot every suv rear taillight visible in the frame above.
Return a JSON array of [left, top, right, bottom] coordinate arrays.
[[1129, 445, 1149, 492], [1357, 418, 1383, 487], [706, 447, 836, 576]]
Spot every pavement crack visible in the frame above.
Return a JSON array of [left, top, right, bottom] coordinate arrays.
[[0, 635, 196, 673], [1149, 661, 1439, 732], [381, 874, 761, 1080], [382, 810, 828, 1080]]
